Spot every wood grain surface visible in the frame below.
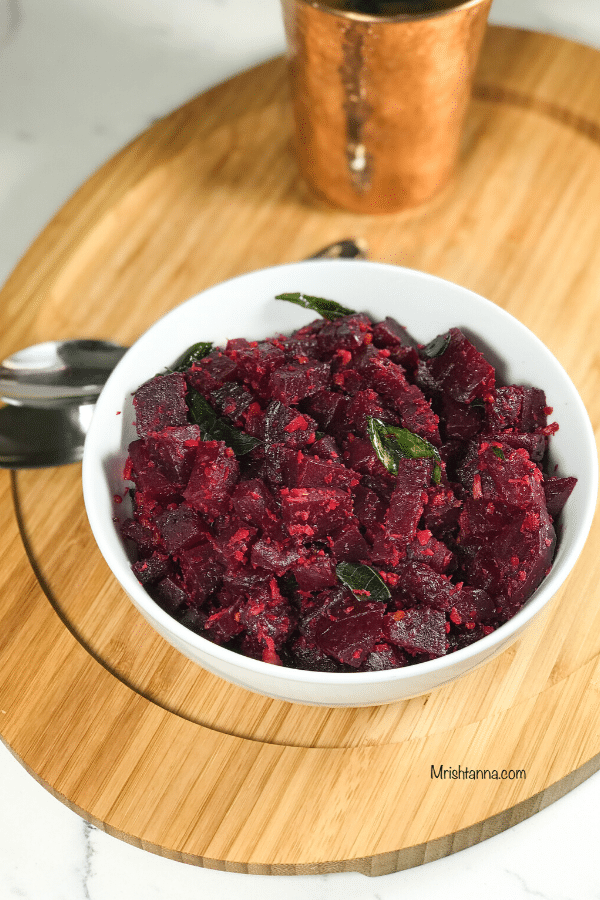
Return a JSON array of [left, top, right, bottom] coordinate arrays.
[[1, 25, 599, 875]]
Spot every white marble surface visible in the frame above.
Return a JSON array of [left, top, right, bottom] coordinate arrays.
[[1, 1, 600, 896]]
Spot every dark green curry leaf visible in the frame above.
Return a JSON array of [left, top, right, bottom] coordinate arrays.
[[275, 292, 355, 321], [367, 417, 442, 484], [336, 562, 391, 603], [171, 341, 214, 372], [188, 390, 261, 456], [422, 332, 451, 358], [492, 446, 506, 460]]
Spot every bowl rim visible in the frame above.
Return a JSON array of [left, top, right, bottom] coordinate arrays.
[[82, 260, 599, 688]]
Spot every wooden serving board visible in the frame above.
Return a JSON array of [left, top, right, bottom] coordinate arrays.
[[1, 26, 600, 876]]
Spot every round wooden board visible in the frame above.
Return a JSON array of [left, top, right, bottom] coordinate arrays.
[[1, 25, 600, 876]]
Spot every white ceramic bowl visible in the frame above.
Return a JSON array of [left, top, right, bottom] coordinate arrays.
[[82, 261, 598, 706]]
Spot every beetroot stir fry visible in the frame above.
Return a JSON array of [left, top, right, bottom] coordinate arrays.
[[118, 293, 576, 671]]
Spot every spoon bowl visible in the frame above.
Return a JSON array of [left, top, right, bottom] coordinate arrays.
[[0, 339, 128, 408]]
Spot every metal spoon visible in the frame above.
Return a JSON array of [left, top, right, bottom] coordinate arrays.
[[0, 238, 368, 468]]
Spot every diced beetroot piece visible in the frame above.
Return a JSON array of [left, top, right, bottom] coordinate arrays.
[[343, 437, 393, 480], [315, 314, 374, 357], [544, 476, 577, 519], [372, 316, 418, 350], [447, 622, 495, 652], [268, 359, 330, 405], [368, 524, 406, 568], [250, 536, 299, 576], [272, 445, 306, 488], [385, 607, 447, 657], [231, 478, 279, 530], [439, 394, 485, 441], [360, 642, 409, 671], [314, 593, 386, 668], [448, 586, 498, 626], [221, 564, 271, 593], [384, 458, 432, 542], [286, 635, 348, 672], [406, 530, 454, 574], [239, 635, 282, 665], [213, 522, 257, 568], [486, 385, 552, 434], [155, 504, 209, 553], [484, 431, 546, 464], [131, 552, 172, 586], [393, 561, 459, 611], [352, 482, 386, 531], [396, 385, 442, 447], [453, 440, 481, 491], [310, 434, 342, 461], [240, 401, 265, 439], [291, 316, 327, 339], [179, 543, 224, 603], [328, 523, 371, 563], [238, 580, 297, 662], [283, 331, 323, 361], [462, 506, 556, 613], [297, 588, 346, 643], [204, 601, 245, 645], [280, 486, 354, 540], [126, 439, 182, 502], [145, 425, 201, 486], [357, 353, 410, 401], [120, 517, 158, 554], [183, 441, 240, 520], [187, 351, 238, 396], [152, 576, 188, 615], [210, 382, 254, 424], [418, 328, 495, 406], [457, 498, 514, 544], [263, 400, 318, 449], [133, 372, 189, 438], [388, 344, 420, 376], [225, 339, 286, 398], [358, 354, 441, 444], [296, 455, 360, 492], [302, 389, 350, 436], [346, 389, 397, 439], [422, 484, 462, 539], [486, 385, 523, 431], [475, 443, 546, 510], [177, 605, 208, 635], [520, 387, 550, 432], [331, 367, 366, 395], [292, 551, 337, 591]]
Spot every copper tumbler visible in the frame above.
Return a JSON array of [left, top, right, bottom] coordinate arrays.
[[280, 0, 492, 213]]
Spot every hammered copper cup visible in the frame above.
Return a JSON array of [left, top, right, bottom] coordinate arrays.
[[281, 0, 492, 213]]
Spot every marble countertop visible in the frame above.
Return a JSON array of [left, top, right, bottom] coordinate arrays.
[[1, 1, 600, 897]]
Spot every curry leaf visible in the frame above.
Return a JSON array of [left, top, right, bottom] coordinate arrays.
[[422, 332, 450, 358], [367, 417, 442, 484], [336, 562, 391, 603], [188, 390, 261, 456], [171, 341, 214, 372], [275, 292, 355, 321]]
